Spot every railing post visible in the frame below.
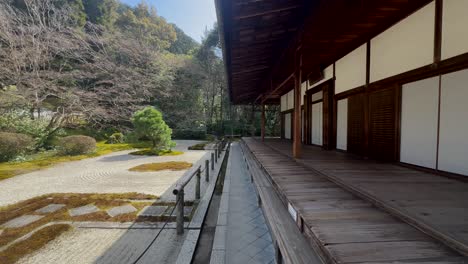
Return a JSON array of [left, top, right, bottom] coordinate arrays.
[[215, 149, 218, 163], [211, 153, 215, 170], [205, 160, 209, 182], [196, 167, 201, 200], [176, 189, 185, 235]]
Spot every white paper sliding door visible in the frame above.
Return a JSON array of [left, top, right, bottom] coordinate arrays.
[[400, 77, 439, 169], [439, 69, 468, 176], [311, 102, 323, 146], [337, 99, 348, 151], [284, 113, 292, 140]]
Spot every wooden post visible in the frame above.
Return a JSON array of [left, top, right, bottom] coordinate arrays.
[[205, 159, 209, 182], [261, 103, 266, 141], [293, 50, 302, 158], [176, 190, 184, 235], [211, 153, 214, 170], [195, 167, 201, 200]]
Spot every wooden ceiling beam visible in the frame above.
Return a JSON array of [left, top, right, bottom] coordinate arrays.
[[234, 5, 302, 20]]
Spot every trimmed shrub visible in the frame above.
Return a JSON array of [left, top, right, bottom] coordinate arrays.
[[57, 135, 96, 156], [106, 132, 124, 144], [188, 143, 207, 150], [0, 132, 34, 162]]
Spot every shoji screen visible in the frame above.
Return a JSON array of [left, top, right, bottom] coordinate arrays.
[[439, 69, 468, 176], [311, 102, 323, 145], [400, 77, 439, 168], [336, 99, 348, 150]]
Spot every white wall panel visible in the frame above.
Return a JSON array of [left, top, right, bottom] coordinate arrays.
[[301, 82, 307, 105], [311, 102, 323, 146], [335, 44, 367, 94], [309, 65, 334, 90], [400, 77, 439, 169], [284, 113, 292, 139], [370, 2, 435, 82], [311, 91, 323, 102], [439, 69, 468, 176], [336, 99, 348, 151], [281, 94, 287, 111], [442, 0, 468, 60], [302, 109, 304, 142], [287, 90, 294, 110]]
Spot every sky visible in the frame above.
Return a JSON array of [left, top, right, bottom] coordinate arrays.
[[120, 0, 217, 43]]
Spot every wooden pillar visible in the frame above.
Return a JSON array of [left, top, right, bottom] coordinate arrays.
[[261, 103, 266, 141], [293, 51, 302, 158]]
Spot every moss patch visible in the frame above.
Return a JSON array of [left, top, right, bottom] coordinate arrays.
[[0, 141, 153, 181], [0, 193, 156, 247], [188, 143, 207, 150], [129, 162, 192, 172], [129, 149, 183, 156], [0, 224, 71, 264]]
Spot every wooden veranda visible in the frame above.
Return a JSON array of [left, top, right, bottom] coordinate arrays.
[[242, 137, 468, 263]]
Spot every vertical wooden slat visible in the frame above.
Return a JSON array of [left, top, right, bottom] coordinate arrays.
[[434, 0, 443, 63], [293, 52, 302, 158], [303, 94, 309, 145], [369, 88, 397, 161], [322, 81, 335, 150], [348, 94, 365, 155], [261, 103, 266, 141]]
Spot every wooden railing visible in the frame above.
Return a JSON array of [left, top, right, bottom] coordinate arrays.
[[173, 139, 227, 234]]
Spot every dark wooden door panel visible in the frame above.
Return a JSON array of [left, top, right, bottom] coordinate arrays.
[[348, 94, 365, 155], [369, 88, 397, 161]]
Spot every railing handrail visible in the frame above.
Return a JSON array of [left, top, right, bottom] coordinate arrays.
[[172, 165, 201, 195], [172, 139, 225, 195]]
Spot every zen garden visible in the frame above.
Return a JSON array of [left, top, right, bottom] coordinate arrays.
[[3, 0, 466, 264]]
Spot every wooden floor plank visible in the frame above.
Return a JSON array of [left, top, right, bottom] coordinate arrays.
[[241, 138, 465, 264]]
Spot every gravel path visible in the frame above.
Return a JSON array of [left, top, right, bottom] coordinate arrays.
[[0, 140, 207, 206]]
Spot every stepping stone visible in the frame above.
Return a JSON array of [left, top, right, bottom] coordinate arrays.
[[1, 215, 44, 228], [69, 204, 99, 217], [139, 206, 168, 217], [35, 204, 66, 214], [164, 206, 193, 217], [106, 205, 137, 217]]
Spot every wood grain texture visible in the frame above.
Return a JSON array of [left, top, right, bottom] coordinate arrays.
[[260, 138, 468, 257], [242, 138, 466, 263]]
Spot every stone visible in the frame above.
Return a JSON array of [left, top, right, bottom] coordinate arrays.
[[35, 204, 66, 214], [1, 215, 44, 228], [106, 205, 137, 217], [139, 206, 168, 217], [69, 204, 100, 217], [164, 206, 193, 217]]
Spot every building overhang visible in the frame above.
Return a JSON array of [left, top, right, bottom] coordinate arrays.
[[216, 0, 433, 104]]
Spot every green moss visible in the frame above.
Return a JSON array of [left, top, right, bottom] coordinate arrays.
[[129, 149, 184, 156], [129, 162, 192, 172], [0, 141, 153, 181], [188, 143, 207, 150], [0, 224, 72, 264]]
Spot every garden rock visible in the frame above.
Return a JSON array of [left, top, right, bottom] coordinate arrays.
[[106, 205, 137, 217], [69, 204, 100, 217], [35, 204, 66, 214], [139, 206, 168, 217], [1, 215, 44, 228]]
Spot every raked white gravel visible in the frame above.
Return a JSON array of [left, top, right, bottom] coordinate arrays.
[[0, 140, 206, 206]]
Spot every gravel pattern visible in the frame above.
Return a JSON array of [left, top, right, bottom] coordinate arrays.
[[0, 140, 207, 206], [18, 227, 188, 264]]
